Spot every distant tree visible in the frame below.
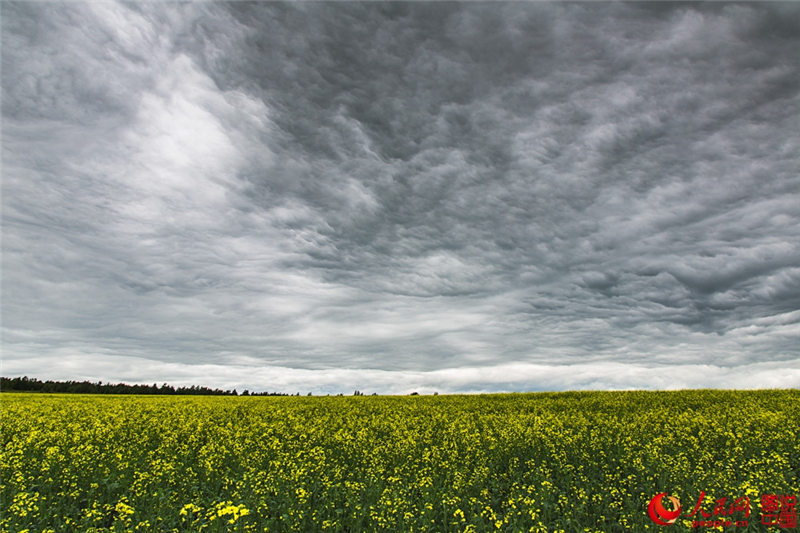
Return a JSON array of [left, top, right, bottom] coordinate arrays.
[[1, 377, 250, 396]]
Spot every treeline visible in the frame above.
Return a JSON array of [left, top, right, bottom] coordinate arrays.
[[0, 376, 291, 396]]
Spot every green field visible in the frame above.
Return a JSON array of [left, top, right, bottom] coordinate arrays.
[[1, 390, 798, 532]]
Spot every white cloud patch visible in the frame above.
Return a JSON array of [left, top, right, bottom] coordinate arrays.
[[3, 353, 798, 396]]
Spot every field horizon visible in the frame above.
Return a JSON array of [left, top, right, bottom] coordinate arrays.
[[3, 375, 796, 398]]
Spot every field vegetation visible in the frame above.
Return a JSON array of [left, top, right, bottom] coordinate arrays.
[[1, 390, 798, 532]]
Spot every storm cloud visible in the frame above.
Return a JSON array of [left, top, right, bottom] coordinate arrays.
[[3, 2, 799, 393]]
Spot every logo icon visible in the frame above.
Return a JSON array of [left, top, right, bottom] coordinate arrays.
[[648, 492, 682, 526]]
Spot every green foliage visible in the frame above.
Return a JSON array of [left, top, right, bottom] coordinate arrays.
[[1, 390, 798, 532]]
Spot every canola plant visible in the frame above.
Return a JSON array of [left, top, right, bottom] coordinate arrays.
[[1, 390, 798, 532]]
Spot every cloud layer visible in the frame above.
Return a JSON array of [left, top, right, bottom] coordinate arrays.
[[3, 2, 799, 393]]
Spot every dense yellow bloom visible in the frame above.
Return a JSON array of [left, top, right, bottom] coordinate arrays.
[[1, 390, 798, 532]]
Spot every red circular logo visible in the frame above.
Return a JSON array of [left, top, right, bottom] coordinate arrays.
[[648, 492, 682, 526]]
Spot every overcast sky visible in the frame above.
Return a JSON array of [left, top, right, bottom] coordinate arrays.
[[2, 2, 799, 394]]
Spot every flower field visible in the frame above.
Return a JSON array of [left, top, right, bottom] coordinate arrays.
[[1, 390, 798, 532]]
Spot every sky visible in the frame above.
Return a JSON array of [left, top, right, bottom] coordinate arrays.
[[2, 2, 799, 394]]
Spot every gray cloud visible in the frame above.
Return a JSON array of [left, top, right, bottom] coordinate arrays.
[[2, 2, 799, 392]]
